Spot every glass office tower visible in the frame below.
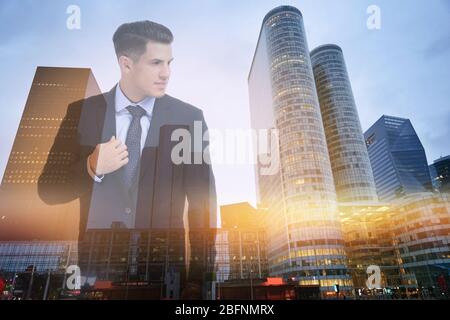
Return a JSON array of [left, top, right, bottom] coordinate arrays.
[[429, 155, 450, 193], [248, 6, 352, 295], [311, 44, 378, 203], [364, 115, 432, 201]]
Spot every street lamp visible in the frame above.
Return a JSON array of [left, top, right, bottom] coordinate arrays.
[[250, 269, 254, 300]]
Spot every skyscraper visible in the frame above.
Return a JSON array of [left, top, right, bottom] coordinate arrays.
[[217, 202, 268, 281], [0, 67, 101, 240], [248, 6, 352, 295], [429, 155, 450, 193], [364, 115, 432, 201], [311, 45, 378, 203], [388, 192, 450, 291]]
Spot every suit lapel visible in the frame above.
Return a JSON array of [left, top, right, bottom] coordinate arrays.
[[139, 95, 168, 180], [100, 86, 117, 143], [135, 96, 169, 228], [145, 95, 168, 147], [99, 86, 130, 198]]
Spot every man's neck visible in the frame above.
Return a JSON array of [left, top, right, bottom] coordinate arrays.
[[118, 80, 146, 104]]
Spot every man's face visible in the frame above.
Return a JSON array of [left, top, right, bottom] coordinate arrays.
[[127, 41, 173, 98]]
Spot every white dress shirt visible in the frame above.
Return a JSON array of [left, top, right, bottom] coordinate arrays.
[[114, 84, 156, 153], [87, 84, 156, 182]]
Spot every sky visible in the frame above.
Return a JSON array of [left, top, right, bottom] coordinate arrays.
[[1, 0, 449, 207]]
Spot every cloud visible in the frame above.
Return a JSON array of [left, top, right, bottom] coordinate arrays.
[[423, 35, 450, 59]]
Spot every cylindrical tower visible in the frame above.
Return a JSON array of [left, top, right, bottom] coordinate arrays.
[[249, 6, 352, 295], [311, 44, 378, 202]]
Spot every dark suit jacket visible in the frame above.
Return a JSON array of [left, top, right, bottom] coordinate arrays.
[[38, 86, 217, 283]]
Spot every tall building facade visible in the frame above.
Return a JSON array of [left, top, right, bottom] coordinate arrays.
[[389, 192, 450, 292], [0, 67, 101, 240], [364, 115, 432, 201], [311, 44, 378, 203], [248, 6, 352, 295], [339, 203, 417, 291], [430, 155, 450, 193], [216, 202, 268, 282], [340, 192, 450, 297], [0, 240, 79, 300], [0, 241, 77, 273]]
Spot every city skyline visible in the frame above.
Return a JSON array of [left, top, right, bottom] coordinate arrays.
[[1, 0, 450, 208], [0, 2, 449, 301]]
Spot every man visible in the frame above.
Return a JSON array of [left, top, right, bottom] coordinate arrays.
[[38, 21, 217, 299]]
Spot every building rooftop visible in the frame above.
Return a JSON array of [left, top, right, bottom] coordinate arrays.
[[433, 155, 450, 163], [262, 5, 303, 25], [310, 44, 343, 57]]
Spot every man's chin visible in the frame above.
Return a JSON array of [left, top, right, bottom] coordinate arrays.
[[149, 89, 166, 98]]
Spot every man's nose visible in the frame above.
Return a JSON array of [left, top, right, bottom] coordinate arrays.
[[160, 65, 170, 80]]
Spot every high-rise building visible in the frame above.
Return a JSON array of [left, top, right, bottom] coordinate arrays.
[[389, 192, 450, 293], [339, 202, 417, 291], [248, 6, 352, 296], [429, 155, 450, 193], [0, 240, 78, 299], [0, 67, 101, 240], [340, 192, 450, 297], [0, 241, 77, 273], [364, 115, 432, 201], [311, 44, 378, 203], [216, 202, 268, 282]]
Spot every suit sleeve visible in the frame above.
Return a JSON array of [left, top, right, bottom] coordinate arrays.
[[38, 99, 96, 205]]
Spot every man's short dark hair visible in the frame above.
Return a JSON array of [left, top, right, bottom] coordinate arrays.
[[113, 20, 173, 60]]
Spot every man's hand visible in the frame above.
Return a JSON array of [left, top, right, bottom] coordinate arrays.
[[88, 136, 128, 176]]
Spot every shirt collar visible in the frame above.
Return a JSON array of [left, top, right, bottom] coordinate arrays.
[[115, 83, 156, 116]]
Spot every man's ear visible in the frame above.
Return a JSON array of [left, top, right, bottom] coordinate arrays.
[[118, 55, 133, 73]]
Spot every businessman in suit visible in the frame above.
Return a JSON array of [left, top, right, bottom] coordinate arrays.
[[38, 20, 217, 299]]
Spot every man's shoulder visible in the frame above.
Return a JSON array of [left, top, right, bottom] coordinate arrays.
[[63, 93, 106, 121], [161, 94, 204, 117], [83, 92, 109, 108], [68, 92, 111, 122], [76, 92, 206, 120]]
